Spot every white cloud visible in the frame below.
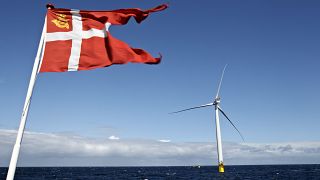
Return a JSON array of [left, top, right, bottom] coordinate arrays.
[[1, 129, 320, 166], [158, 139, 171, 143], [108, 135, 120, 140]]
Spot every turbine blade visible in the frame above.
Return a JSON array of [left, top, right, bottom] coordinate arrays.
[[218, 106, 245, 142], [169, 103, 214, 114], [215, 64, 228, 98]]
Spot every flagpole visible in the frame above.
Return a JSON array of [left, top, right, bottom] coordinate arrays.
[[6, 17, 47, 180]]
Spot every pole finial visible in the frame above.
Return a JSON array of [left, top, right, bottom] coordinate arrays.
[[46, 4, 55, 9]]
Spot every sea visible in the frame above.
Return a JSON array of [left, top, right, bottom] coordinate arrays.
[[0, 165, 320, 179]]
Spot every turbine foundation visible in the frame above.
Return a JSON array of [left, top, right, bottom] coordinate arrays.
[[218, 162, 224, 173]]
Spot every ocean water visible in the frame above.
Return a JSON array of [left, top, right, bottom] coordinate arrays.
[[0, 165, 319, 179]]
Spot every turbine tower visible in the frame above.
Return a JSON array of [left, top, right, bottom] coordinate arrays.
[[170, 64, 244, 173]]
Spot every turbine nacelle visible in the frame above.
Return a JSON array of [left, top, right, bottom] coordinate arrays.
[[214, 97, 221, 105]]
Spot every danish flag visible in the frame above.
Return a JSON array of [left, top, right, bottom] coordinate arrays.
[[39, 4, 168, 72]]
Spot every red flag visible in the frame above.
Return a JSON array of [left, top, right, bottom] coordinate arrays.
[[39, 4, 167, 72]]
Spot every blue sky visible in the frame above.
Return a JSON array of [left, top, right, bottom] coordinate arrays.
[[0, 0, 320, 166]]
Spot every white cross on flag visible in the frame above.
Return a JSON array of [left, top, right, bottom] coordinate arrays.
[[39, 4, 168, 72]]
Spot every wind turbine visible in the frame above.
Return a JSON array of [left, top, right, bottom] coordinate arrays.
[[170, 64, 244, 173]]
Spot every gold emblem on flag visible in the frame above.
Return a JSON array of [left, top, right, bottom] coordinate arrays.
[[51, 14, 69, 29]]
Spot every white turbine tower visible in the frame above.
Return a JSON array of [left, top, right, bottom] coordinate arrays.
[[170, 64, 244, 173]]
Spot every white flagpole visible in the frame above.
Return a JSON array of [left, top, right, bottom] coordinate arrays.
[[6, 17, 47, 180]]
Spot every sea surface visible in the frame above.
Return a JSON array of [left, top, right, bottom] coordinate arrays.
[[1, 164, 320, 179]]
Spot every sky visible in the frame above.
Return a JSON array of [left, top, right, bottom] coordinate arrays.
[[0, 0, 320, 166]]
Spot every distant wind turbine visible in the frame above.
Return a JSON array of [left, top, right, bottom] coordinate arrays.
[[170, 64, 244, 173]]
